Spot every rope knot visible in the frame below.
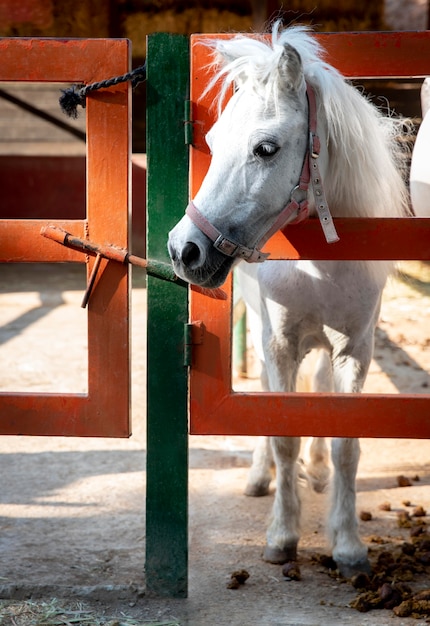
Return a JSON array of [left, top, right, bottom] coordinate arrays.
[[59, 62, 146, 119], [59, 84, 86, 119]]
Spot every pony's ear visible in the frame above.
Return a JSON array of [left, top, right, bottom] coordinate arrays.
[[278, 44, 304, 92]]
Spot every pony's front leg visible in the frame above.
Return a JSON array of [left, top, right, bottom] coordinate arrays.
[[245, 362, 275, 497], [263, 436, 301, 563], [257, 295, 303, 563], [329, 438, 370, 576]]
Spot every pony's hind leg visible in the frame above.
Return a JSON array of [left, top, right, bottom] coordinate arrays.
[[245, 436, 274, 496], [328, 342, 373, 576], [301, 351, 332, 493], [302, 437, 330, 494], [263, 436, 302, 563], [245, 362, 274, 497]]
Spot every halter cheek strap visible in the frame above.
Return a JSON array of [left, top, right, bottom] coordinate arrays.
[[186, 82, 339, 264], [305, 84, 339, 244]]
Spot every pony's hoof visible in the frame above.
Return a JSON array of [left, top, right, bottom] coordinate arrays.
[[263, 544, 297, 564], [244, 481, 270, 497], [306, 469, 330, 494], [336, 558, 372, 579]]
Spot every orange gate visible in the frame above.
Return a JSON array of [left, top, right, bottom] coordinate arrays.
[[0, 38, 131, 437], [188, 32, 430, 439]]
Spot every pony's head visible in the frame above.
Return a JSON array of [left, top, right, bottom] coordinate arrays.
[[168, 25, 410, 288]]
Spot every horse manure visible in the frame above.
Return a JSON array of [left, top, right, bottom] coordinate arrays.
[[351, 572, 372, 590], [350, 527, 430, 617], [350, 590, 383, 612], [413, 505, 426, 517], [312, 553, 337, 571], [351, 582, 412, 613], [282, 561, 301, 581], [378, 582, 404, 609], [411, 524, 426, 538], [401, 542, 416, 556], [376, 550, 395, 568], [392, 599, 414, 617], [393, 589, 430, 618], [359, 510, 372, 521], [227, 569, 250, 589], [378, 501, 391, 511], [414, 537, 430, 551], [416, 551, 430, 566], [397, 510, 412, 528], [397, 475, 412, 487]]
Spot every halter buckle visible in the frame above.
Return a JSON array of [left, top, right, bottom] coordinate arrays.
[[214, 234, 268, 262], [310, 132, 320, 159], [213, 235, 239, 257]]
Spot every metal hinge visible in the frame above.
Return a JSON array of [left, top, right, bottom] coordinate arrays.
[[184, 321, 205, 366], [184, 99, 193, 145]]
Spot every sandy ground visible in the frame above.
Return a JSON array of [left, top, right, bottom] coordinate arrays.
[[0, 262, 429, 625]]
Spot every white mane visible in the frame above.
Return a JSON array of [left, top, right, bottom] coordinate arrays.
[[206, 24, 411, 220]]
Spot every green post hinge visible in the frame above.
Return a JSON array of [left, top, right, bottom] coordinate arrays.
[[184, 99, 193, 145], [184, 321, 205, 366]]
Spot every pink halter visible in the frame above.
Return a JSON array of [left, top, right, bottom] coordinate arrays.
[[186, 83, 339, 263]]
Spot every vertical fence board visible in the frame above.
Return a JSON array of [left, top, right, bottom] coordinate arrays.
[[146, 33, 189, 597]]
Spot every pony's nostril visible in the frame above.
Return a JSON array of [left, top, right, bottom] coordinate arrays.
[[181, 242, 201, 267]]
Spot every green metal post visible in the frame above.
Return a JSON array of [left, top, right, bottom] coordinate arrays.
[[146, 33, 189, 597]]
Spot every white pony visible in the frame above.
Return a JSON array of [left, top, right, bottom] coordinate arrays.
[[168, 25, 410, 576]]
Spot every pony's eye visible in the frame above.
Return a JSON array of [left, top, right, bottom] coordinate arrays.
[[254, 142, 280, 159]]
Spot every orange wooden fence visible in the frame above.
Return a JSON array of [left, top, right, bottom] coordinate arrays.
[[188, 32, 430, 439]]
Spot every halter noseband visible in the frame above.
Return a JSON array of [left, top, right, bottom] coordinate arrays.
[[186, 82, 339, 264]]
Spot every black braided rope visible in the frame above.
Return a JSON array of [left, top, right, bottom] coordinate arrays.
[[59, 62, 146, 119]]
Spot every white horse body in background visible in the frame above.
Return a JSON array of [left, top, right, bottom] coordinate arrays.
[[168, 25, 411, 576], [410, 77, 430, 217]]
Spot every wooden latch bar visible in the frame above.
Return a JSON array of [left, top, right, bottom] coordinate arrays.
[[41, 225, 227, 305]]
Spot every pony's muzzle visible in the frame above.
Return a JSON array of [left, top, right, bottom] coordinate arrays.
[[168, 230, 205, 273], [168, 217, 236, 288]]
